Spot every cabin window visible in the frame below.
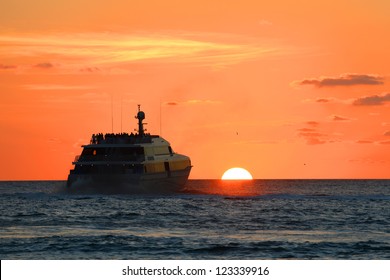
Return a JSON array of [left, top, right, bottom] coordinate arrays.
[[114, 147, 144, 156], [79, 147, 145, 161]]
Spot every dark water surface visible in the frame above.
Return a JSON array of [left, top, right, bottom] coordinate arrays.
[[0, 180, 389, 259]]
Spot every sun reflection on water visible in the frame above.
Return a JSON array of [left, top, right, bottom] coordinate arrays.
[[184, 179, 262, 197]]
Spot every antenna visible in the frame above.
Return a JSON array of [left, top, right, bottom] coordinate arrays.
[[111, 93, 114, 133], [160, 99, 162, 136], [120, 95, 123, 134]]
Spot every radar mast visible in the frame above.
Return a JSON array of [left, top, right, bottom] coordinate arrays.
[[135, 105, 146, 136]]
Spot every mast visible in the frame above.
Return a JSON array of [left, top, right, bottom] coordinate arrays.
[[111, 93, 114, 133], [136, 105, 146, 136]]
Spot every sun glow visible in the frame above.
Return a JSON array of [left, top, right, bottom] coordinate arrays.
[[221, 167, 253, 180]]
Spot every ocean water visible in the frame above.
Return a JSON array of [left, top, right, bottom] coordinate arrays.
[[0, 179, 389, 259]]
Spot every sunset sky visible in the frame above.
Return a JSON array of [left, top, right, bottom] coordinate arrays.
[[1, 0, 389, 180]]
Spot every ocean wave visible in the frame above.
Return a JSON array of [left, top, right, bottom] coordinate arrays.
[[1, 180, 389, 259]]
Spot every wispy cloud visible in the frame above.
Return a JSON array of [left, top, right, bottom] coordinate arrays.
[[330, 115, 352, 122], [298, 131, 327, 145], [297, 125, 327, 145], [305, 138, 327, 145], [0, 64, 16, 70], [356, 133, 390, 144], [306, 121, 320, 127], [0, 32, 282, 69], [292, 73, 384, 87], [356, 140, 374, 144], [316, 98, 331, 103], [352, 93, 390, 106], [164, 99, 221, 106], [80, 67, 101, 73], [298, 131, 325, 138], [23, 84, 93, 91], [165, 102, 179, 106], [302, 97, 352, 105], [33, 62, 54, 69], [297, 128, 316, 132]]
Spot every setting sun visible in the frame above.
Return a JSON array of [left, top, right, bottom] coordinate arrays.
[[221, 168, 253, 180]]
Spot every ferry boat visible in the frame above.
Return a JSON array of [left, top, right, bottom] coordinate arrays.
[[67, 105, 192, 193]]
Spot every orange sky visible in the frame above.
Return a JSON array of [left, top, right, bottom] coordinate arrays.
[[1, 0, 389, 179]]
